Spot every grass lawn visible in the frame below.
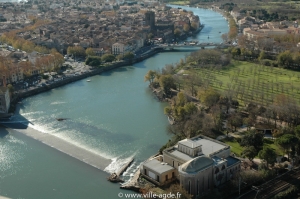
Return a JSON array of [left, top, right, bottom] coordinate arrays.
[[185, 60, 300, 106], [222, 137, 282, 158], [223, 138, 244, 156], [263, 138, 282, 155]]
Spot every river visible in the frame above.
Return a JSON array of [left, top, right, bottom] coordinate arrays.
[[0, 5, 228, 199]]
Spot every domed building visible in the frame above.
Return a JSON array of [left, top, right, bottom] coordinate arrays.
[[140, 135, 240, 198]]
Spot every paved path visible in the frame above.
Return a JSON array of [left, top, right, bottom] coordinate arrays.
[[1, 124, 112, 171]]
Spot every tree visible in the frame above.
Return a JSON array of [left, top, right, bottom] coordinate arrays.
[[101, 54, 115, 62], [85, 56, 101, 66], [242, 146, 257, 161], [258, 147, 277, 167], [85, 48, 95, 56], [276, 134, 298, 160], [228, 113, 243, 132], [123, 52, 134, 60], [167, 184, 192, 199], [221, 33, 228, 42], [144, 70, 157, 84], [183, 24, 190, 32], [147, 33, 153, 40], [67, 46, 86, 57], [198, 88, 220, 108], [159, 75, 176, 97], [174, 28, 181, 38], [240, 130, 264, 151], [258, 51, 266, 61], [277, 51, 293, 68], [50, 52, 64, 72], [7, 84, 14, 94], [184, 72, 201, 96], [190, 22, 198, 31]]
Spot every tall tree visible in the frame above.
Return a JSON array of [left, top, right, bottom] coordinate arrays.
[[276, 134, 298, 160], [85, 48, 96, 56], [159, 75, 176, 97], [258, 147, 277, 167], [240, 130, 264, 151], [242, 146, 257, 161], [144, 70, 157, 84]]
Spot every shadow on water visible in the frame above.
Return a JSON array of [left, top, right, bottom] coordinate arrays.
[[1, 105, 31, 130], [114, 67, 128, 72], [201, 26, 213, 34], [0, 125, 9, 138]]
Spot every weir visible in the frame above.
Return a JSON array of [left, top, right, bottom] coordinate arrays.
[[5, 124, 112, 171]]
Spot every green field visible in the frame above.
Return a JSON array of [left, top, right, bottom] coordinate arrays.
[[190, 60, 300, 106]]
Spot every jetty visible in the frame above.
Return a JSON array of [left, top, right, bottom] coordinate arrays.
[[108, 157, 134, 183]]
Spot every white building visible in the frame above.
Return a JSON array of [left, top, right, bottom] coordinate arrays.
[[140, 135, 240, 197], [112, 42, 126, 55]]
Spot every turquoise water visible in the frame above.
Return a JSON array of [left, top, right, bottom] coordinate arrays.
[[0, 6, 228, 199]]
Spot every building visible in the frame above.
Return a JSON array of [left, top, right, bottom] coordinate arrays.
[[0, 86, 10, 114], [112, 42, 125, 55], [145, 11, 155, 31], [140, 135, 240, 197]]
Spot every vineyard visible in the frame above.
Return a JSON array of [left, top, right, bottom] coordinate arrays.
[[191, 60, 300, 106]]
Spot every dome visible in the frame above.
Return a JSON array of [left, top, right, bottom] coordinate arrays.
[[181, 156, 214, 173]]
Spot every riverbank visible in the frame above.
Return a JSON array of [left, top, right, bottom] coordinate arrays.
[[9, 48, 163, 112], [0, 124, 112, 170]]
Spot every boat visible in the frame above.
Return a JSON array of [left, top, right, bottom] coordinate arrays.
[[56, 118, 67, 121], [87, 80, 91, 82]]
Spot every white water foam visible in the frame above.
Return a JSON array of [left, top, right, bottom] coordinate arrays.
[[21, 121, 114, 161], [50, 101, 66, 105], [104, 155, 136, 174], [18, 111, 43, 116]]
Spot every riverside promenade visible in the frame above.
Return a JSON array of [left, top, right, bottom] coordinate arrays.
[[1, 124, 112, 170]]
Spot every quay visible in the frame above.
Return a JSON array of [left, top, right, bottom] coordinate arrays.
[[2, 124, 112, 171]]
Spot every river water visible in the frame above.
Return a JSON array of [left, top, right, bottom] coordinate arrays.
[[0, 5, 228, 199]]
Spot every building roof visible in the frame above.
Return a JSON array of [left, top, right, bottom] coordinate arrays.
[[179, 139, 202, 148], [170, 149, 193, 162], [143, 159, 175, 174], [212, 156, 227, 166], [180, 137, 228, 156], [180, 156, 214, 173], [226, 156, 240, 167]]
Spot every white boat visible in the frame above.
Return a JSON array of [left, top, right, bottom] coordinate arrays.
[[87, 80, 91, 82]]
